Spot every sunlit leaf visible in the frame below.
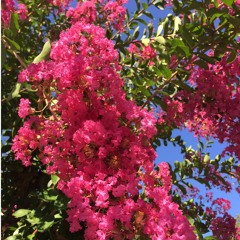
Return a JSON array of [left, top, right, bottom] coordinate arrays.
[[13, 209, 31, 218], [221, 0, 233, 6], [33, 39, 51, 63], [141, 38, 150, 46]]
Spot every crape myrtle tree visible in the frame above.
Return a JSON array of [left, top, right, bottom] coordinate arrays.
[[1, 0, 240, 239]]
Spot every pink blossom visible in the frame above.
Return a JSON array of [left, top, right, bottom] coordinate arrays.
[[128, 43, 138, 54], [17, 3, 27, 21], [12, 21, 196, 239], [112, 184, 126, 197], [66, 1, 96, 24], [104, 1, 126, 31], [1, 0, 15, 27], [165, 0, 172, 7], [66, 0, 127, 31], [141, 45, 157, 60], [211, 213, 237, 240], [18, 98, 31, 118], [47, 0, 71, 7], [212, 198, 231, 213], [12, 118, 39, 166]]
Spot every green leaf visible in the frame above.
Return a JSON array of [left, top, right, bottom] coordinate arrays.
[[170, 39, 190, 57], [143, 11, 153, 19], [226, 50, 237, 63], [13, 209, 31, 218], [221, 0, 233, 6], [5, 236, 17, 240], [132, 26, 140, 40], [148, 23, 154, 38], [169, 85, 178, 97], [51, 174, 60, 185], [128, 21, 138, 29], [176, 183, 187, 195], [43, 189, 58, 201], [173, 80, 192, 92], [1, 41, 6, 67], [139, 86, 151, 97], [157, 24, 163, 36], [195, 178, 211, 188], [203, 154, 210, 163], [180, 27, 194, 48], [174, 161, 180, 171], [9, 13, 19, 37], [199, 141, 204, 150], [38, 220, 54, 232], [5, 37, 20, 51], [135, 0, 141, 11], [153, 66, 163, 77], [142, 2, 148, 10], [27, 234, 35, 240], [153, 0, 164, 9], [135, 18, 147, 25], [155, 36, 166, 44], [7, 82, 22, 101], [26, 211, 41, 226], [173, 16, 181, 35], [33, 39, 51, 63], [141, 38, 150, 46], [54, 213, 62, 219], [187, 215, 195, 225], [158, 65, 172, 79]]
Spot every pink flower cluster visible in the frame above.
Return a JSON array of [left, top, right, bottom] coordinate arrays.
[[47, 0, 72, 7], [211, 198, 231, 214], [12, 22, 196, 239], [1, 0, 15, 26], [66, 0, 128, 31], [16, 3, 27, 21], [210, 213, 238, 240], [67, 1, 96, 24], [141, 45, 157, 60], [128, 43, 157, 66], [159, 53, 240, 159], [12, 117, 39, 166], [1, 0, 28, 26], [18, 98, 31, 118]]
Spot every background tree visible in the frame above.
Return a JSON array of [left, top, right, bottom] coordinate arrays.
[[1, 0, 240, 239]]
